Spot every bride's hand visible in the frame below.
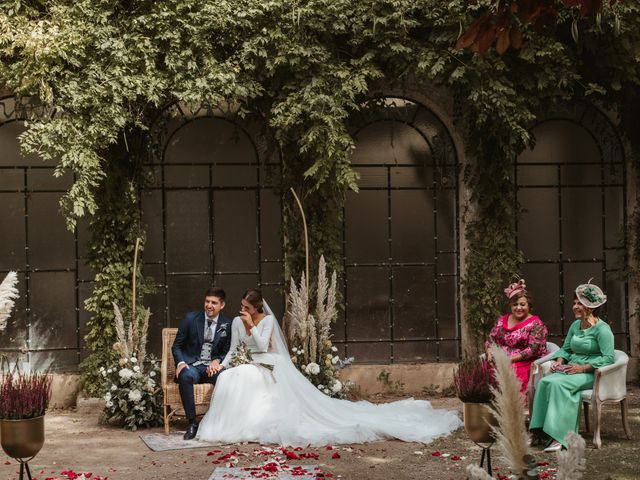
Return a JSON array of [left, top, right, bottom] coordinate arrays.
[[239, 310, 254, 329]]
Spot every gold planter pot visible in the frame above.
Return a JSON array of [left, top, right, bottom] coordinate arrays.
[[463, 402, 497, 445], [0, 415, 45, 460]]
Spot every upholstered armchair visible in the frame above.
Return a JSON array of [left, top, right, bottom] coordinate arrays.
[[526, 341, 560, 414], [581, 350, 631, 448]]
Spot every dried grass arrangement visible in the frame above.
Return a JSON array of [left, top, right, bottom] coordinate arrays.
[[0, 271, 19, 332], [556, 431, 586, 480], [286, 255, 337, 364], [488, 346, 531, 475], [285, 255, 351, 397], [112, 301, 151, 362], [101, 239, 162, 429]]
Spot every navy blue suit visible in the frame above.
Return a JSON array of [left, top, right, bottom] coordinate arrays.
[[172, 311, 233, 421]]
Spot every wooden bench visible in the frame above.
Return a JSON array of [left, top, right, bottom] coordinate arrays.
[[161, 328, 213, 435]]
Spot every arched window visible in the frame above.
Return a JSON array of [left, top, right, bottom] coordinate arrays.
[[516, 103, 629, 349], [142, 104, 283, 354], [0, 96, 84, 371], [340, 97, 460, 363]]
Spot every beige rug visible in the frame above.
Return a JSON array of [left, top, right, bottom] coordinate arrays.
[[208, 466, 317, 479], [139, 431, 220, 451]]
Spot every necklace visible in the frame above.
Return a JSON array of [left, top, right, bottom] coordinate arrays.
[[581, 316, 596, 329]]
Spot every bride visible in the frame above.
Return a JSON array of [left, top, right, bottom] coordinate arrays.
[[197, 288, 462, 446]]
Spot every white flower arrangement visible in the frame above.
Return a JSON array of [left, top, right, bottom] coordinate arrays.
[[331, 379, 342, 393], [102, 356, 162, 431], [128, 389, 142, 402], [305, 362, 321, 375]]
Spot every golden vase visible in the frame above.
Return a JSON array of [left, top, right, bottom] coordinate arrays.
[[463, 402, 497, 445], [0, 415, 45, 460]]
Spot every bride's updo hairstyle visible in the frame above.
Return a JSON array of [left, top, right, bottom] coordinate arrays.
[[242, 288, 264, 313]]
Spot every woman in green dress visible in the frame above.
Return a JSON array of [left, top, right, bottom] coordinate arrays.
[[529, 281, 614, 452]]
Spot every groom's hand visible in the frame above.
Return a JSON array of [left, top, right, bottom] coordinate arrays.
[[176, 362, 188, 379], [207, 360, 223, 376]]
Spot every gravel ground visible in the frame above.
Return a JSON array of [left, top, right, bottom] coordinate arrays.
[[1, 386, 637, 480]]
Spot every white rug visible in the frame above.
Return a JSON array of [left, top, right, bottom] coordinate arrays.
[[208, 465, 318, 479], [139, 432, 220, 452]]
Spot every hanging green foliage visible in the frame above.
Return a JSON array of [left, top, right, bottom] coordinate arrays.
[[1, 0, 639, 386]]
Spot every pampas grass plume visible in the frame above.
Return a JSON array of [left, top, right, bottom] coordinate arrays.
[[0, 271, 19, 332], [113, 302, 131, 359], [556, 431, 586, 480], [489, 346, 530, 475], [466, 464, 495, 480]]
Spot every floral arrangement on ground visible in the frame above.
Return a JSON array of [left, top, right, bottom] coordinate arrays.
[[100, 354, 161, 431], [286, 256, 354, 398], [100, 301, 162, 430]]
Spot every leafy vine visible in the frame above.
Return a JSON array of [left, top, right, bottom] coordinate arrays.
[[0, 1, 638, 390]]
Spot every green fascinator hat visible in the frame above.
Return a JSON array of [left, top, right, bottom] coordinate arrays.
[[575, 279, 607, 309]]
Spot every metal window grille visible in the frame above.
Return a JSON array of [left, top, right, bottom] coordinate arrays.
[[515, 102, 629, 351], [0, 96, 85, 371], [142, 104, 284, 355], [339, 97, 461, 363]]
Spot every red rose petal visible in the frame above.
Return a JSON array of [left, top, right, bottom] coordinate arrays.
[[331, 452, 340, 459], [431, 451, 441, 457]]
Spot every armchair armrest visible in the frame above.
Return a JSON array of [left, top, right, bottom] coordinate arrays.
[[593, 361, 627, 402], [596, 360, 626, 375], [533, 351, 558, 366]]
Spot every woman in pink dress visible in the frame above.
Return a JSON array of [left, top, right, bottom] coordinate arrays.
[[485, 279, 548, 395]]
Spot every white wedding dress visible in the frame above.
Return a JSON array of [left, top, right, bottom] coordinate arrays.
[[197, 304, 462, 446]]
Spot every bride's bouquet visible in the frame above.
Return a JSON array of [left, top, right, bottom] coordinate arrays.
[[229, 342, 274, 372]]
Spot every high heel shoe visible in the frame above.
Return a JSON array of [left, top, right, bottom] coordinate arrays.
[[543, 440, 563, 452]]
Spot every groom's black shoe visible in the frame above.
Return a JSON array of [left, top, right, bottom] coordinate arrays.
[[184, 421, 198, 440]]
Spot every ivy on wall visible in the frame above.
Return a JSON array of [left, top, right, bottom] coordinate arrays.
[[80, 129, 154, 395], [1, 1, 639, 391]]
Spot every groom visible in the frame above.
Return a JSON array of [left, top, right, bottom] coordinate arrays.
[[172, 286, 233, 440]]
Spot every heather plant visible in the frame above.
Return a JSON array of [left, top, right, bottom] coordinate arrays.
[[453, 356, 496, 403], [0, 371, 52, 420]]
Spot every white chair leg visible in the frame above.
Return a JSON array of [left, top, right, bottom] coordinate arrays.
[[621, 398, 632, 440], [164, 404, 170, 435], [593, 402, 602, 449], [583, 402, 590, 433]]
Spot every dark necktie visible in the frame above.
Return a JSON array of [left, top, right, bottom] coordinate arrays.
[[205, 319, 214, 342]]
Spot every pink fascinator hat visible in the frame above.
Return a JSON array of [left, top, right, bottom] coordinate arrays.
[[504, 278, 527, 299]]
